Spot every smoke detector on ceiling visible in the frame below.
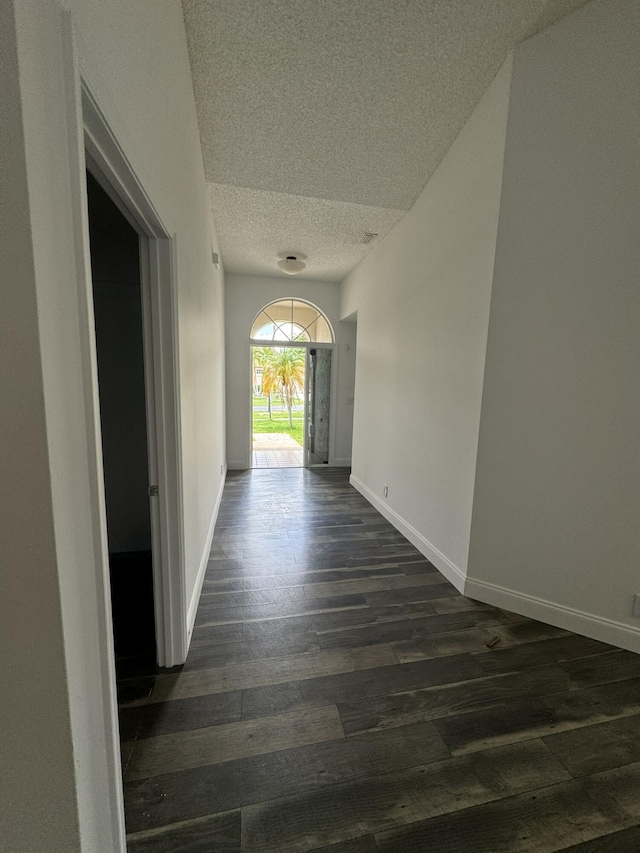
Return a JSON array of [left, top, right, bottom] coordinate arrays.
[[277, 252, 307, 275]]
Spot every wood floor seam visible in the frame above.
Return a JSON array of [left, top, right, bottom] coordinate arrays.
[[126, 809, 240, 842]]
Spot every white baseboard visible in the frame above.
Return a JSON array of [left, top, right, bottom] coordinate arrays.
[[186, 466, 227, 647], [350, 471, 640, 654], [332, 457, 352, 467], [464, 576, 640, 655], [200, 468, 640, 656], [349, 474, 466, 594]]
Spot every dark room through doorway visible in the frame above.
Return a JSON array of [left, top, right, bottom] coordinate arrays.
[[86, 171, 156, 680]]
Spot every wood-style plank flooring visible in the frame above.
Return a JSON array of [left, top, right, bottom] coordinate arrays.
[[120, 468, 640, 852]]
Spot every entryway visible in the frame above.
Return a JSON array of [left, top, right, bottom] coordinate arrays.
[[252, 344, 305, 468], [249, 299, 335, 469]]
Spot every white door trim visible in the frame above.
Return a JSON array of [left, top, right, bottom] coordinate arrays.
[[82, 84, 186, 668]]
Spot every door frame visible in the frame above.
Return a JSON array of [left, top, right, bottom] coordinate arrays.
[[248, 339, 337, 468], [82, 83, 186, 668]]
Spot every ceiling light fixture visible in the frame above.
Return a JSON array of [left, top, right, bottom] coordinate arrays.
[[277, 253, 306, 275]]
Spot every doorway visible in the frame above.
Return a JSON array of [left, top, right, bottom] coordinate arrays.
[[251, 345, 306, 468], [85, 171, 156, 679], [249, 298, 336, 469]]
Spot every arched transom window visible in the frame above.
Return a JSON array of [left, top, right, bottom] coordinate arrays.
[[251, 299, 334, 343]]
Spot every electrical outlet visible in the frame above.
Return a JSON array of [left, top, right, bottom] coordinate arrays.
[[221, 464, 224, 475], [383, 484, 388, 498], [632, 594, 640, 618]]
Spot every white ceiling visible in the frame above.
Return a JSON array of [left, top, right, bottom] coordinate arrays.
[[183, 0, 590, 282]]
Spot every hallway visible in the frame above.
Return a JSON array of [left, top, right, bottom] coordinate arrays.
[[120, 470, 640, 852]]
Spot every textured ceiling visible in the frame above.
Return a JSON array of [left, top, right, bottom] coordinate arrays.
[[183, 0, 591, 281], [208, 183, 406, 282]]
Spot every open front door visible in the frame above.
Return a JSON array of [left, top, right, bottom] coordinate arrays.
[[306, 347, 332, 466]]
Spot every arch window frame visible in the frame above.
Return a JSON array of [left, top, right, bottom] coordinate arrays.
[[250, 298, 335, 345]]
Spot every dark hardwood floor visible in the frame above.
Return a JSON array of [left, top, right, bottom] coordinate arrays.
[[119, 468, 640, 852]]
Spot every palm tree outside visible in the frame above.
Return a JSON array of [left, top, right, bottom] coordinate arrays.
[[251, 345, 305, 450], [272, 347, 305, 427]]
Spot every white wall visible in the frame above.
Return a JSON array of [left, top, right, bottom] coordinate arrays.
[[1, 4, 82, 849], [2, 0, 225, 849], [225, 274, 356, 469], [67, 0, 227, 628], [340, 57, 512, 583], [467, 0, 640, 650]]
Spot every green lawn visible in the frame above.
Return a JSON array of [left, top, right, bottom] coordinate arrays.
[[252, 412, 303, 446]]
